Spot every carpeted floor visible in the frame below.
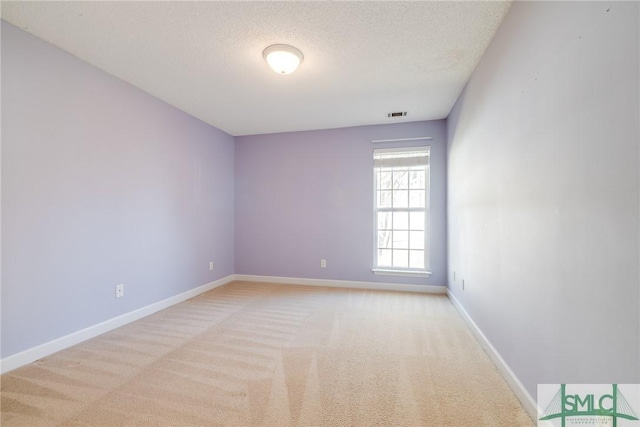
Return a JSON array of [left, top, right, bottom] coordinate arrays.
[[1, 281, 533, 426]]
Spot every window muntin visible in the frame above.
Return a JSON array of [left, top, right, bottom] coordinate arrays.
[[373, 147, 429, 273]]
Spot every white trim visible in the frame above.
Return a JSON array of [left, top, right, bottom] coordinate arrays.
[[0, 275, 235, 374], [446, 290, 537, 421], [370, 136, 433, 144], [233, 274, 446, 294], [372, 268, 431, 278], [373, 146, 431, 273]]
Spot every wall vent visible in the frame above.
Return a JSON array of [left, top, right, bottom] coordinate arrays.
[[387, 112, 407, 118]]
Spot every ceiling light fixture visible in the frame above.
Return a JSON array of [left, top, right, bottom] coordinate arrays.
[[263, 44, 304, 75]]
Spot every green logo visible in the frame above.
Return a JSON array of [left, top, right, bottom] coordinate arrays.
[[539, 384, 639, 427]]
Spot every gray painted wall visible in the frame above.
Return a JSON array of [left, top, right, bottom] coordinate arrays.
[[447, 1, 639, 399], [1, 22, 236, 358], [235, 121, 447, 286]]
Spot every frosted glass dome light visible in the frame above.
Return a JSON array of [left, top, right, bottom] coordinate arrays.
[[263, 44, 304, 75]]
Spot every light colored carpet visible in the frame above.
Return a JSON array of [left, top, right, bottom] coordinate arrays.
[[1, 281, 533, 426]]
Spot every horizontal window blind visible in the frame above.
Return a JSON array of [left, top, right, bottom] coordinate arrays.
[[373, 148, 429, 168]]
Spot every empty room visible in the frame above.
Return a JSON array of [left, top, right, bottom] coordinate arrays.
[[1, 1, 638, 426]]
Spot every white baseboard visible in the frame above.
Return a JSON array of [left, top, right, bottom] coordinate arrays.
[[0, 275, 235, 374], [0, 274, 442, 374], [2, 273, 534, 422], [446, 290, 537, 421], [232, 274, 446, 294]]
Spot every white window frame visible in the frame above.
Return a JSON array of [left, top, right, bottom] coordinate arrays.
[[372, 146, 431, 278]]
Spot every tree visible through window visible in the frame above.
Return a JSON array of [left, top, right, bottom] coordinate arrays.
[[373, 147, 429, 273]]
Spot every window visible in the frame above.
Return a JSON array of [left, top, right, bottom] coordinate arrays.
[[373, 147, 430, 276]]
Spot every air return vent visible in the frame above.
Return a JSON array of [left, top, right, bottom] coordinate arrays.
[[387, 112, 407, 118]]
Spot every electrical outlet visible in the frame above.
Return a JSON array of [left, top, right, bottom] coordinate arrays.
[[209, 261, 214, 271], [115, 284, 124, 298], [320, 259, 327, 268], [462, 280, 465, 291]]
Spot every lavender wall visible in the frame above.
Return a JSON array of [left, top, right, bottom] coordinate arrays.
[[447, 1, 639, 399], [1, 22, 235, 358], [235, 121, 446, 286]]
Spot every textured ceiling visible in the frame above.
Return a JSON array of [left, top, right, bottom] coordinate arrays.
[[1, 1, 511, 136]]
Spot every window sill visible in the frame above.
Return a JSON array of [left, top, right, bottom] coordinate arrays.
[[372, 269, 431, 278]]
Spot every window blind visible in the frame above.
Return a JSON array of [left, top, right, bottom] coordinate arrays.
[[373, 148, 430, 168]]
